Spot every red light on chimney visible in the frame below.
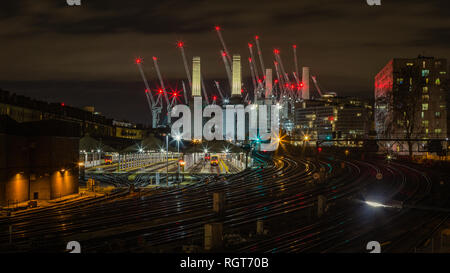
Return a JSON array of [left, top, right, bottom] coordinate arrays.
[[177, 41, 184, 48], [255, 35, 259, 40], [135, 58, 141, 64], [221, 52, 227, 57], [293, 44, 297, 49], [274, 49, 280, 54], [152, 56, 157, 61], [248, 43, 253, 48], [215, 26, 220, 31]]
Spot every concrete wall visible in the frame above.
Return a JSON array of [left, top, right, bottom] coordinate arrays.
[[0, 133, 79, 206]]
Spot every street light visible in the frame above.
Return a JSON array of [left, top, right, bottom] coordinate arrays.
[[174, 134, 182, 182]]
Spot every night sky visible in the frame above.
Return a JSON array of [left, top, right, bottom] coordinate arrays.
[[0, 0, 449, 125]]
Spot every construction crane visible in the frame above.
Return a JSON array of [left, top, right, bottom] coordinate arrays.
[[135, 57, 162, 129], [215, 26, 232, 65], [310, 75, 323, 97], [214, 81, 226, 102], [177, 41, 192, 88]]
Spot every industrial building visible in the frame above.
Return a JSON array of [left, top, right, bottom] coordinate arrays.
[[0, 117, 80, 206]]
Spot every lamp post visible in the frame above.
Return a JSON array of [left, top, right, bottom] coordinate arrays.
[[175, 135, 181, 182], [166, 134, 169, 185]]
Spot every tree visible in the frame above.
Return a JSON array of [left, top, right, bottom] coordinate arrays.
[[390, 65, 425, 158]]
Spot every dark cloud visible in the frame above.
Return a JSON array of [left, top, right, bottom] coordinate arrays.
[[0, 0, 448, 124]]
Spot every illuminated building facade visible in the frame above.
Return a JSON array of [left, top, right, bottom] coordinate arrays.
[[293, 97, 373, 144], [375, 56, 447, 143]]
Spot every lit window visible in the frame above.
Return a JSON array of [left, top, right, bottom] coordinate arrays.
[[422, 86, 428, 93], [422, 70, 430, 77], [422, 95, 429, 101], [440, 71, 447, 75], [356, 113, 362, 117], [422, 120, 429, 127], [435, 129, 442, 134], [421, 112, 424, 118], [435, 78, 441, 85], [435, 112, 441, 118], [397, 78, 404, 84], [406, 62, 414, 66], [422, 103, 428, 111]]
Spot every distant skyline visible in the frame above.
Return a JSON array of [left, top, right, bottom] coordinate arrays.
[[0, 0, 449, 124]]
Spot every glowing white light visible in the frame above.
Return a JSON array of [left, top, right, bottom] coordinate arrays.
[[365, 201, 388, 208]]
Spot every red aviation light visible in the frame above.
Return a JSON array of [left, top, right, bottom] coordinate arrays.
[[177, 41, 184, 48], [258, 78, 262, 83], [293, 44, 297, 49], [328, 116, 334, 121], [255, 35, 259, 40], [215, 26, 220, 31], [291, 84, 295, 89], [274, 79, 278, 83], [241, 89, 244, 93], [248, 43, 253, 48], [158, 89, 163, 94], [299, 82, 304, 88], [249, 57, 252, 62], [152, 56, 158, 61], [145, 89, 149, 93], [221, 51, 227, 57], [213, 96, 217, 100], [61, 102, 65, 106], [173, 92, 178, 97], [135, 58, 142, 64], [274, 49, 280, 54], [317, 147, 322, 153]]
